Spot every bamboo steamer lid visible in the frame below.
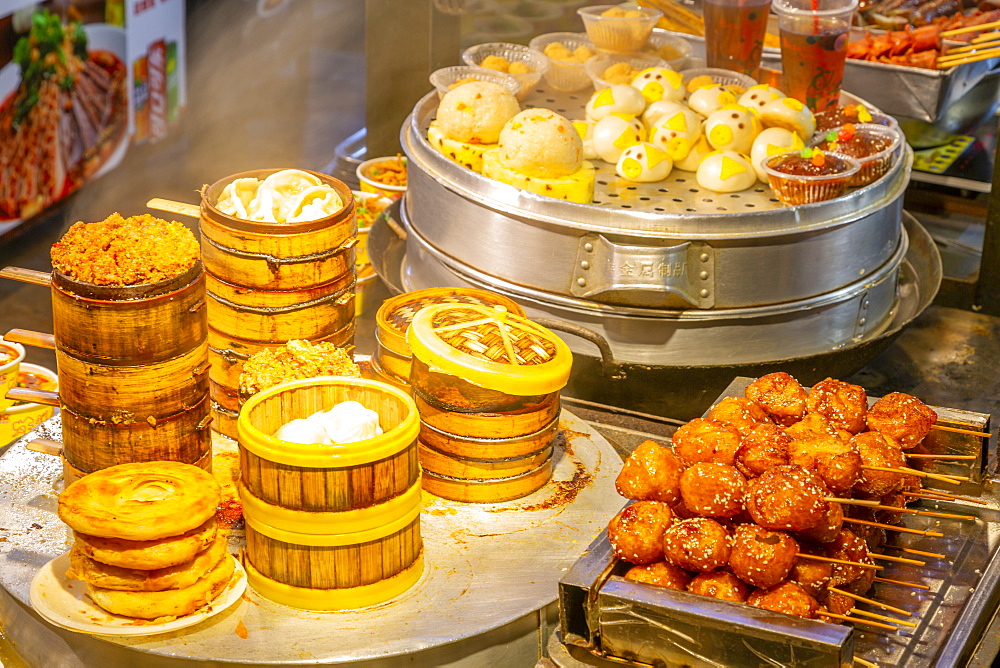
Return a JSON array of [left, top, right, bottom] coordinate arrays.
[[406, 304, 572, 396], [375, 288, 524, 364]]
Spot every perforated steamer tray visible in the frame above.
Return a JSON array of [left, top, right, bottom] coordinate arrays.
[[559, 377, 1000, 667]]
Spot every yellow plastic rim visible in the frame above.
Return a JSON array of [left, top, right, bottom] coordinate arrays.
[[237, 377, 419, 468], [407, 304, 572, 396], [239, 481, 422, 535], [244, 499, 421, 547], [245, 551, 424, 611]]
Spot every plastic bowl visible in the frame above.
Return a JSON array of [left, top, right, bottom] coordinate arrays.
[[461, 42, 549, 100], [585, 51, 667, 90], [528, 32, 596, 92], [812, 123, 904, 187], [0, 338, 25, 412], [429, 66, 520, 101], [680, 67, 758, 95], [761, 151, 860, 206], [645, 30, 692, 70], [577, 4, 662, 53], [357, 156, 408, 201], [353, 191, 394, 268], [0, 363, 57, 446]]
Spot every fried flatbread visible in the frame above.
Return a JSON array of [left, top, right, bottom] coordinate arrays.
[[68, 531, 227, 592], [59, 461, 221, 541], [86, 553, 236, 620], [73, 517, 218, 570]]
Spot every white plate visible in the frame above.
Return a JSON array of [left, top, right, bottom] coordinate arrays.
[[29, 553, 246, 636]]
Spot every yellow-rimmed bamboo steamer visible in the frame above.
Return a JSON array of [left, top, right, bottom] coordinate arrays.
[[49, 264, 212, 475], [407, 304, 572, 502], [374, 288, 524, 389], [200, 169, 358, 438], [237, 377, 423, 609]]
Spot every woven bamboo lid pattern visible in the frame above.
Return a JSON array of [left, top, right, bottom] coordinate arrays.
[[407, 304, 572, 395], [375, 288, 524, 356]]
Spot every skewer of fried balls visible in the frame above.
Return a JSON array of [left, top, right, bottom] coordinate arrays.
[[608, 372, 979, 632]]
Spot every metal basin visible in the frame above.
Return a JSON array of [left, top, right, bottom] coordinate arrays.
[[896, 71, 1000, 149]]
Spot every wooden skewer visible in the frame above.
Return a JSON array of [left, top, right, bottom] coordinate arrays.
[[842, 517, 945, 537], [941, 18, 1000, 36], [874, 576, 931, 591], [937, 47, 1000, 68], [25, 439, 62, 457], [900, 547, 947, 559], [851, 608, 919, 629], [826, 496, 881, 507], [146, 197, 200, 219], [867, 503, 977, 521], [905, 453, 978, 460], [928, 424, 990, 438], [942, 38, 1000, 56], [796, 553, 882, 570], [854, 657, 880, 668], [869, 552, 925, 566], [973, 32, 1000, 44], [828, 586, 913, 617], [860, 465, 966, 485], [901, 466, 969, 482], [820, 611, 898, 630], [902, 490, 987, 505]]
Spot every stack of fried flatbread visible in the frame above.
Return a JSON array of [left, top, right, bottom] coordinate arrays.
[[57, 461, 233, 620]]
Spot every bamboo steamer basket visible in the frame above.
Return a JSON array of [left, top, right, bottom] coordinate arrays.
[[237, 377, 422, 610], [60, 395, 213, 474], [204, 272, 355, 344], [50, 264, 207, 363], [199, 169, 357, 290], [418, 413, 560, 459], [421, 457, 554, 503], [49, 264, 212, 474], [55, 342, 210, 420], [374, 288, 524, 386], [237, 377, 420, 517], [418, 441, 552, 480], [407, 304, 571, 501], [243, 509, 423, 611]]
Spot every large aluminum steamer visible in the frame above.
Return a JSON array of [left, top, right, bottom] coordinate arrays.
[[393, 87, 938, 418]]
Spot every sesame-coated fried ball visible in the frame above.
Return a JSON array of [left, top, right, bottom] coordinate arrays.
[[785, 412, 854, 442], [795, 500, 843, 544], [851, 431, 906, 497], [687, 570, 751, 603], [745, 465, 829, 532], [679, 463, 746, 518], [825, 530, 871, 587], [866, 392, 938, 449], [671, 418, 742, 466], [787, 435, 862, 494], [842, 561, 875, 595], [806, 378, 868, 435], [706, 397, 772, 438], [748, 580, 820, 619], [607, 501, 674, 565], [745, 372, 808, 426], [616, 440, 685, 505], [735, 423, 792, 479], [821, 590, 855, 615], [789, 554, 832, 599], [875, 492, 905, 525], [662, 517, 731, 572], [624, 561, 692, 591], [729, 524, 798, 588]]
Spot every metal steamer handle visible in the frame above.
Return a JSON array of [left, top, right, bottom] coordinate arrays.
[[571, 234, 715, 309], [531, 318, 624, 381]]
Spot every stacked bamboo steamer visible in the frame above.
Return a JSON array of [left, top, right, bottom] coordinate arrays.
[[53, 265, 213, 478], [371, 287, 525, 392], [407, 303, 573, 503], [199, 169, 357, 439], [236, 377, 423, 610]]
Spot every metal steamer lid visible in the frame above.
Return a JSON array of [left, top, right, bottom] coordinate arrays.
[[375, 288, 525, 356], [407, 304, 572, 395]]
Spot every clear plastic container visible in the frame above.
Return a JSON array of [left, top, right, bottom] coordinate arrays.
[[428, 65, 520, 101], [762, 150, 860, 206], [585, 51, 667, 90], [461, 42, 549, 100], [577, 4, 662, 53], [529, 32, 596, 92], [811, 123, 903, 187]]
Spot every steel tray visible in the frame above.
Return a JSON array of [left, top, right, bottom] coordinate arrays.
[[559, 377, 998, 667]]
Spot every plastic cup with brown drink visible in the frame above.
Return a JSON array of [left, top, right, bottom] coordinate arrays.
[[703, 0, 772, 80]]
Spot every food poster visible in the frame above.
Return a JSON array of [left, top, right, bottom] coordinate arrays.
[[0, 0, 185, 234]]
